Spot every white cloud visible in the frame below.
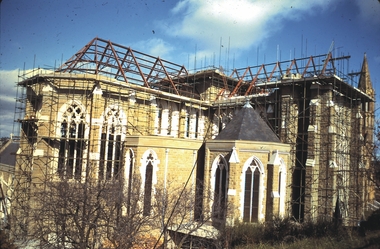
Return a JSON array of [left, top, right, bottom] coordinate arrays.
[[0, 69, 20, 105], [134, 38, 175, 59], [355, 0, 380, 25], [0, 69, 19, 137], [165, 0, 338, 52], [0, 68, 54, 137]]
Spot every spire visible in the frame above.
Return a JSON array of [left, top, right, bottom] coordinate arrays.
[[358, 53, 374, 98]]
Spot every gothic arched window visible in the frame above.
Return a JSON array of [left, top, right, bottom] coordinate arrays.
[[278, 160, 287, 217], [212, 156, 228, 221], [126, 149, 135, 214], [58, 103, 86, 180], [143, 160, 153, 216], [142, 152, 156, 216], [243, 159, 261, 222], [99, 107, 124, 180]]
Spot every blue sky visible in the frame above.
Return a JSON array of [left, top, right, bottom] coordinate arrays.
[[0, 0, 379, 137]]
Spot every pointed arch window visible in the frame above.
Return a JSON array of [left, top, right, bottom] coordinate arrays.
[[243, 159, 261, 222], [143, 160, 153, 216], [213, 156, 228, 220], [277, 159, 287, 217], [99, 107, 124, 180], [143, 153, 155, 216], [126, 149, 135, 214], [58, 103, 86, 179]]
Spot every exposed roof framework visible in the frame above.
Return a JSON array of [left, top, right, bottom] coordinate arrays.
[[57, 37, 189, 96], [229, 53, 352, 97], [57, 37, 365, 99]]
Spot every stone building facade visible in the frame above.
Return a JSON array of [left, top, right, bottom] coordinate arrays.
[[11, 38, 375, 245]]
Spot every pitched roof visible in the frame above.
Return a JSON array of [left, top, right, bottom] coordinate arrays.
[[0, 139, 19, 167], [215, 101, 280, 142]]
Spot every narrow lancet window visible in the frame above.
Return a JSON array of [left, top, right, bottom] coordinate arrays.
[[243, 159, 261, 222], [213, 156, 228, 221], [143, 161, 153, 216]]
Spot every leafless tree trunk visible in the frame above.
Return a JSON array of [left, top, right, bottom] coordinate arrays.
[[154, 181, 221, 249], [12, 166, 226, 248]]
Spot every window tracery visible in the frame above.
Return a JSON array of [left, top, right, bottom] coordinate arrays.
[[212, 155, 229, 221], [58, 103, 86, 179], [99, 107, 125, 180], [243, 159, 261, 222], [142, 152, 156, 216]]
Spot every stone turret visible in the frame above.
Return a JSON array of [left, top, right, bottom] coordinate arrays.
[[357, 53, 376, 213], [358, 53, 374, 98]]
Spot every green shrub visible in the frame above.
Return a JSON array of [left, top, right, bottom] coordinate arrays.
[[366, 209, 380, 231], [220, 217, 351, 248], [262, 217, 299, 243], [222, 222, 265, 247]]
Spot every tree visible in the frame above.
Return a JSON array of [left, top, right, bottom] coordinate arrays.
[[101, 178, 159, 249], [0, 229, 17, 249], [11, 164, 223, 249], [33, 180, 108, 248], [365, 121, 380, 201], [153, 180, 223, 249], [11, 163, 159, 249]]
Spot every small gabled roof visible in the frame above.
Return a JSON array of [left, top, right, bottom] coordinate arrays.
[[215, 101, 280, 142]]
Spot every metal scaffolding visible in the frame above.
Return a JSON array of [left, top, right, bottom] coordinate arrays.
[[12, 37, 375, 234]]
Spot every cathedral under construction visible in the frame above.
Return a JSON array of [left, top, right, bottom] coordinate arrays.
[[11, 37, 376, 246]]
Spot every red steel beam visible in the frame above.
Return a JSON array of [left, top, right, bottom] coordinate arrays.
[[108, 40, 130, 86], [321, 52, 332, 75], [229, 67, 250, 97], [58, 37, 97, 72], [302, 56, 313, 77], [267, 62, 279, 82], [244, 64, 264, 96], [115, 47, 132, 79], [285, 59, 296, 76], [127, 47, 150, 87], [156, 57, 180, 95]]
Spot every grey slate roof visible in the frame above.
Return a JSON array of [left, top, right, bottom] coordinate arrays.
[[0, 139, 19, 167], [215, 102, 280, 142]]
